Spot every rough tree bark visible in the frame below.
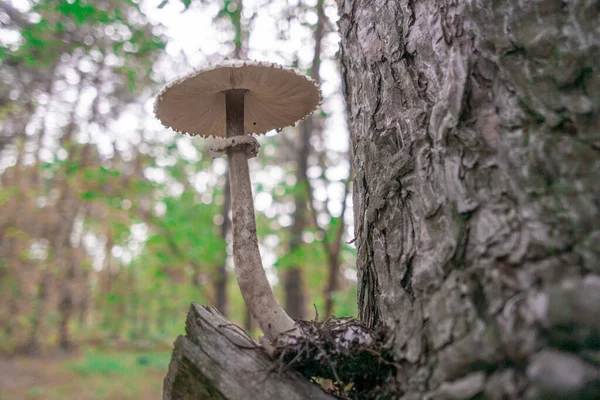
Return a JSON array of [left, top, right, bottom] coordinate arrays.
[[163, 304, 335, 400], [337, 0, 599, 398]]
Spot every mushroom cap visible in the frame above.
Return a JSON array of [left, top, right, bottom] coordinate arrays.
[[154, 60, 322, 138]]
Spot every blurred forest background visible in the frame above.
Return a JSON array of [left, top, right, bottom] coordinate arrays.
[[0, 0, 355, 398]]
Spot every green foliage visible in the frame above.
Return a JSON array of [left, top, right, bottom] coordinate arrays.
[[332, 289, 358, 317], [16, 20, 63, 66], [276, 240, 325, 271], [0, 0, 357, 372], [68, 350, 170, 376], [0, 350, 168, 400], [0, 187, 17, 206], [56, 1, 110, 26], [2, 0, 166, 95], [157, 0, 192, 10], [27, 386, 45, 398]]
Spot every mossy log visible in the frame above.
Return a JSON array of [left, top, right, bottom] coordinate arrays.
[[163, 303, 336, 400]]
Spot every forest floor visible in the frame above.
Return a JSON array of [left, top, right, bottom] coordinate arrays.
[[0, 349, 170, 399]]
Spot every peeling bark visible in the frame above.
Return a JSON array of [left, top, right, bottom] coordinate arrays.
[[337, 0, 600, 397]]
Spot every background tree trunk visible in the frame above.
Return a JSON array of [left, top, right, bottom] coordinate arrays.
[[25, 271, 50, 356], [337, 0, 600, 398], [214, 175, 231, 317], [283, 0, 326, 320], [284, 114, 310, 320]]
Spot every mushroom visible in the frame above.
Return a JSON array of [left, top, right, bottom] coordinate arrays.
[[153, 60, 321, 341]]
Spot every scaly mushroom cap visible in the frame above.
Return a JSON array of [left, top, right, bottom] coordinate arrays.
[[154, 60, 322, 138]]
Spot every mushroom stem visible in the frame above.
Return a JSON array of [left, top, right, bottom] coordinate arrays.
[[224, 89, 300, 341]]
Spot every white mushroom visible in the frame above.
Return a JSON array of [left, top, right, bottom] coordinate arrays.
[[153, 60, 321, 341]]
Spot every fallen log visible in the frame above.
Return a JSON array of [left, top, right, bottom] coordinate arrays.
[[163, 303, 336, 400]]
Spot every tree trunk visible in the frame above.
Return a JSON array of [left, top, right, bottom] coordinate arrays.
[[210, 0, 245, 320], [53, 119, 86, 352], [26, 271, 49, 356], [163, 304, 335, 400], [322, 174, 351, 318], [284, 85, 312, 321], [338, 0, 600, 398], [78, 270, 90, 327], [57, 279, 74, 351], [284, 0, 327, 321], [214, 174, 231, 317], [283, 196, 310, 323], [323, 253, 340, 318]]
